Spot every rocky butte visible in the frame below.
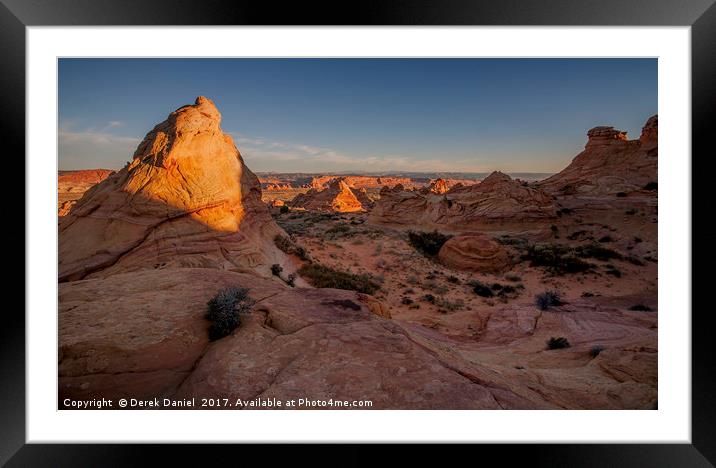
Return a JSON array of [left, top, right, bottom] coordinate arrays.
[[289, 177, 372, 213], [369, 171, 557, 232], [58, 96, 294, 282], [537, 115, 658, 196]]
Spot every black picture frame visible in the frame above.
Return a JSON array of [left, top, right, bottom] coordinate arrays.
[[3, 0, 712, 465]]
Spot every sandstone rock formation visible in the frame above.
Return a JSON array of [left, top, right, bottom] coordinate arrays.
[[58, 96, 290, 282], [438, 234, 511, 273], [308, 175, 417, 190], [59, 267, 542, 409], [370, 171, 556, 231], [58, 200, 77, 217], [427, 178, 450, 194], [58, 169, 115, 193], [537, 115, 658, 195], [289, 178, 371, 212]]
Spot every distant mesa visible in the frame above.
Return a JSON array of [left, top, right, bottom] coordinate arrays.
[[289, 177, 373, 213], [58, 96, 290, 282], [537, 114, 657, 196]]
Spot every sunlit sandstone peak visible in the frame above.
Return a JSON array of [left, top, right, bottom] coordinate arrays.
[[290, 177, 371, 213], [58, 96, 290, 282]]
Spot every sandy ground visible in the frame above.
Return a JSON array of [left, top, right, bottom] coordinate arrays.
[[264, 191, 658, 409]]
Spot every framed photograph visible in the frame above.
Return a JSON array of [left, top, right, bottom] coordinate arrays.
[[5, 0, 713, 464]]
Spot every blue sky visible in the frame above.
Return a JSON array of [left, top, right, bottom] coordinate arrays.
[[58, 58, 657, 173]]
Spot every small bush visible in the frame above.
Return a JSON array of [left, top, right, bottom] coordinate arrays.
[[644, 182, 658, 191], [446, 275, 460, 284], [468, 280, 494, 298], [436, 297, 465, 312], [271, 263, 283, 276], [557, 207, 573, 216], [274, 234, 310, 260], [590, 345, 605, 358], [629, 304, 653, 312], [616, 192, 628, 198], [298, 263, 380, 294], [286, 273, 296, 287], [523, 244, 592, 275], [407, 230, 452, 257], [401, 297, 414, 305], [604, 265, 622, 278], [536, 290, 563, 310], [598, 236, 614, 243], [505, 274, 522, 282], [205, 287, 255, 341], [625, 209, 637, 215], [279, 205, 290, 214], [325, 224, 353, 239], [546, 337, 570, 350], [422, 294, 436, 304], [575, 243, 622, 262]]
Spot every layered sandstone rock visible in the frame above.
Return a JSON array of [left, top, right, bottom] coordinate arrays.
[[59, 268, 537, 409], [58, 200, 77, 217], [308, 175, 417, 190], [58, 96, 289, 282], [370, 171, 556, 231], [58, 169, 115, 193], [537, 115, 658, 195], [438, 234, 511, 273], [290, 178, 370, 212], [427, 178, 450, 194]]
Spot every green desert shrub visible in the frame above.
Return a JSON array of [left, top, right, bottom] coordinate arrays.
[[468, 279, 494, 298], [407, 230, 452, 257], [546, 337, 570, 350], [535, 290, 564, 310], [298, 263, 379, 294], [523, 244, 592, 275], [271, 263, 283, 276], [274, 234, 309, 260], [435, 297, 465, 312], [575, 243, 622, 262], [205, 286, 255, 341]]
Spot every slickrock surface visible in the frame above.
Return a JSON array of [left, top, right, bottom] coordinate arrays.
[[370, 171, 556, 231], [438, 234, 511, 273], [58, 97, 290, 282], [537, 115, 657, 195], [59, 268, 536, 409], [290, 178, 370, 212]]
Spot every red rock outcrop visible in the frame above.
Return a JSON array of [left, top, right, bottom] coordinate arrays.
[[438, 234, 511, 273], [58, 96, 290, 282], [290, 178, 369, 212], [308, 175, 417, 190], [58, 200, 77, 217], [58, 169, 115, 192], [537, 115, 658, 195], [370, 171, 556, 231], [59, 267, 542, 409]]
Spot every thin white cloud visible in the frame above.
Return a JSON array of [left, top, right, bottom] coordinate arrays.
[[226, 131, 491, 173], [59, 122, 141, 170]]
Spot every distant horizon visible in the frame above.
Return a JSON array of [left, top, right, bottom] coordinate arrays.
[[59, 58, 657, 173]]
